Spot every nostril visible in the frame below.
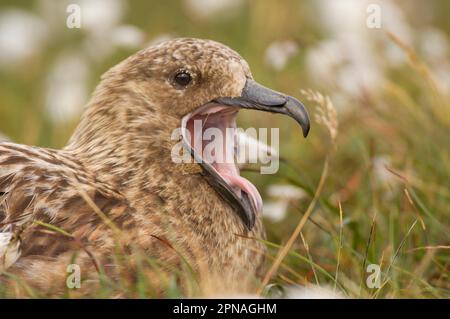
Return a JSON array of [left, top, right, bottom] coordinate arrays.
[[241, 79, 287, 107]]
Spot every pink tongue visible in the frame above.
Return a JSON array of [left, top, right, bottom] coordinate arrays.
[[221, 172, 263, 215], [189, 107, 263, 216]]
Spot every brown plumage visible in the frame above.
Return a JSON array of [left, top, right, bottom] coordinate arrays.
[[0, 38, 309, 296]]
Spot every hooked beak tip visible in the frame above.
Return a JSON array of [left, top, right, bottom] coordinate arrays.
[[285, 96, 310, 138], [215, 79, 311, 139]]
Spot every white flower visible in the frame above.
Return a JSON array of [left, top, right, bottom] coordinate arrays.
[[214, 285, 345, 299], [110, 25, 145, 49], [337, 62, 383, 99], [0, 133, 10, 142], [420, 28, 449, 63], [372, 156, 401, 201], [380, 1, 413, 44], [306, 36, 382, 103], [285, 285, 344, 299], [0, 230, 21, 272], [0, 9, 48, 69], [418, 27, 450, 93], [317, 0, 412, 43], [263, 184, 306, 222], [266, 184, 306, 199], [317, 0, 367, 35], [372, 155, 395, 184], [183, 0, 243, 21], [263, 201, 289, 223], [306, 39, 344, 88], [431, 67, 450, 94], [78, 0, 125, 36], [236, 131, 278, 165], [265, 40, 299, 71], [45, 52, 89, 123], [307, 0, 415, 105]]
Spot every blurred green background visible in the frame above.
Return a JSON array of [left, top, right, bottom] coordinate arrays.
[[0, 0, 448, 298]]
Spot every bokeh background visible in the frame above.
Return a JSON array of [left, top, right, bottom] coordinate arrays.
[[0, 0, 448, 298]]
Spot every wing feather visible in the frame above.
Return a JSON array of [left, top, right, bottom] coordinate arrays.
[[0, 142, 134, 270]]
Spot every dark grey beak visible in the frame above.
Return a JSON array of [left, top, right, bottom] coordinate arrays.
[[215, 79, 310, 137], [201, 79, 310, 230]]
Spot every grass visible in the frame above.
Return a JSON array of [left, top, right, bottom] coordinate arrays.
[[0, 1, 449, 299], [253, 33, 449, 299], [2, 52, 448, 297]]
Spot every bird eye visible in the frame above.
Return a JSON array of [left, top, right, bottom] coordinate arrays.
[[173, 70, 192, 88]]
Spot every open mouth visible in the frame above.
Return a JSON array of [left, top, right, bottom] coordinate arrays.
[[181, 79, 310, 230]]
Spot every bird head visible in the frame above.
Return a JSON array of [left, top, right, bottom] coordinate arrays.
[[72, 38, 310, 231]]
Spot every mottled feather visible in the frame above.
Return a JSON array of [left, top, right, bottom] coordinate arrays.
[[0, 38, 266, 296]]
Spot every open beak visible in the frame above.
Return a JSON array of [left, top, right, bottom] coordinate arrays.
[[181, 78, 310, 231], [215, 79, 310, 138]]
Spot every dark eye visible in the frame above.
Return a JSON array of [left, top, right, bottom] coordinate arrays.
[[173, 70, 192, 87]]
